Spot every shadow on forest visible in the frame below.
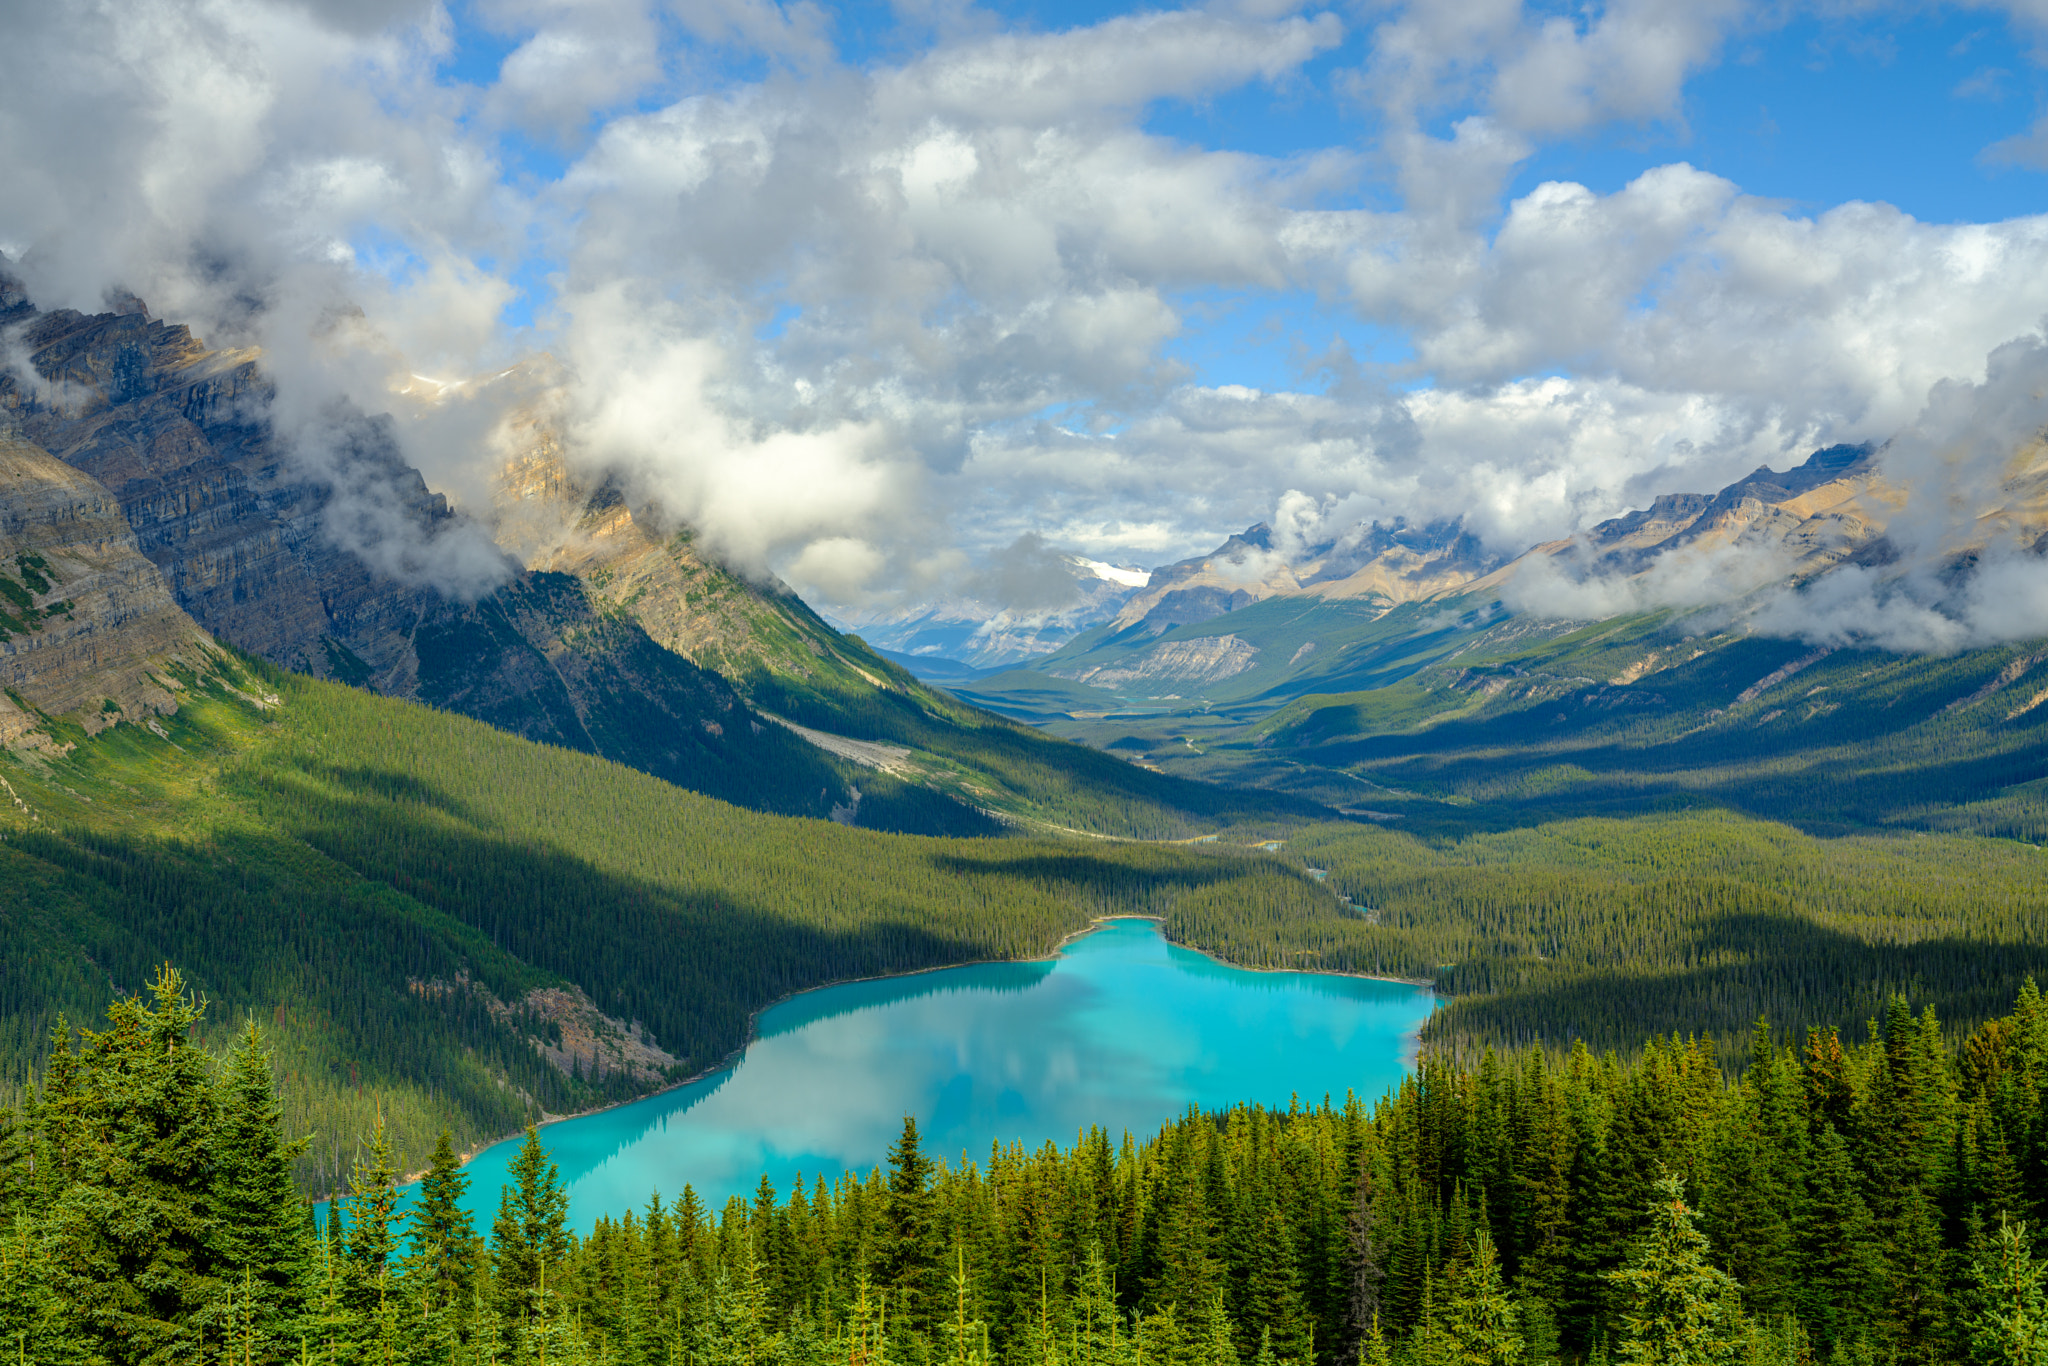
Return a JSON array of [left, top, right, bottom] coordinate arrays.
[[1429, 908, 2048, 1065], [239, 761, 1249, 1080]]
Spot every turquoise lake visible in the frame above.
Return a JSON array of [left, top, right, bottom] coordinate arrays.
[[446, 918, 1436, 1232]]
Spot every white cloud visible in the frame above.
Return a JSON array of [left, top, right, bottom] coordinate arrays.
[[10, 0, 2048, 635]]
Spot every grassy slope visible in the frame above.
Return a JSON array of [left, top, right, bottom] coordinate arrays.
[[566, 529, 1334, 840]]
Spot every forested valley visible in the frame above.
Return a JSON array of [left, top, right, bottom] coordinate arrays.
[[16, 622, 2048, 1365]]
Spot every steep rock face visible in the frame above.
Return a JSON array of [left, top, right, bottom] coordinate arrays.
[[0, 288, 456, 686], [1105, 525, 1298, 636], [0, 434, 220, 746], [1467, 444, 1898, 596], [0, 290, 849, 815], [1097, 517, 1504, 641], [1291, 518, 1505, 605]]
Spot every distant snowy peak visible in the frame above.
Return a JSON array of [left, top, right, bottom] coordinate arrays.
[[824, 554, 1149, 669], [1076, 558, 1151, 588]]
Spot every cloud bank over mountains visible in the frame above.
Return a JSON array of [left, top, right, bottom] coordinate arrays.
[[7, 0, 2048, 634]]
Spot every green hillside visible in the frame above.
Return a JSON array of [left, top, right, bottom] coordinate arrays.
[[539, 511, 1333, 841], [0, 653, 1330, 1193], [705, 582, 1335, 840], [1171, 616, 2048, 839]]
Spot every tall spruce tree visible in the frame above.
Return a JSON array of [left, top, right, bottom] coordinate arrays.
[[1794, 1123, 1883, 1356], [1441, 1229, 1524, 1365], [1606, 1175, 1741, 1366], [1968, 1216, 2048, 1366], [882, 1116, 938, 1331], [46, 966, 222, 1366], [493, 1124, 571, 1325], [410, 1129, 479, 1310], [212, 1019, 314, 1353]]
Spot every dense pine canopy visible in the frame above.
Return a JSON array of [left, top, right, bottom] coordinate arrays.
[[17, 969, 2048, 1363]]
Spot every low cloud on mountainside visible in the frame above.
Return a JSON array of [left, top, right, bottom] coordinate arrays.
[[8, 0, 2048, 623]]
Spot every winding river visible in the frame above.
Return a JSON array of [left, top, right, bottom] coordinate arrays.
[[449, 918, 1437, 1231]]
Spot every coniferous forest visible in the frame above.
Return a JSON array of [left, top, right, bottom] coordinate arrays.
[[19, 965, 2048, 1364]]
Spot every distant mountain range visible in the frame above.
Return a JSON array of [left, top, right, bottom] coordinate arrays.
[[12, 277, 2048, 849], [945, 440, 1899, 717], [820, 556, 1151, 672]]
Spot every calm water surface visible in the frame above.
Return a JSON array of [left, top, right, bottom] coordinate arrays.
[[448, 918, 1435, 1231]]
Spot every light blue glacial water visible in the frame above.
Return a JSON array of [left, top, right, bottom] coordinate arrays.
[[446, 918, 1436, 1232]]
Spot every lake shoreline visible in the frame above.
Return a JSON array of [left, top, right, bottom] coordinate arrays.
[[427, 914, 1440, 1186]]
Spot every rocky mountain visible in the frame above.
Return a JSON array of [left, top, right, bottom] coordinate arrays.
[[0, 286, 856, 818], [478, 432, 1313, 836], [947, 443, 1891, 687], [0, 286, 1283, 837], [0, 432, 225, 748], [955, 440, 1990, 745], [0, 284, 449, 689], [490, 428, 897, 705], [1466, 443, 1892, 595], [1099, 518, 1500, 640]]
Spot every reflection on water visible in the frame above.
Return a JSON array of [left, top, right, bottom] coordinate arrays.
[[447, 918, 1436, 1231]]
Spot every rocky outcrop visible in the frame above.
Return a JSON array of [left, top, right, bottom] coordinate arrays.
[[1054, 633, 1261, 690], [1100, 517, 1506, 640], [1467, 445, 1898, 597], [412, 972, 681, 1088], [0, 434, 221, 747], [1104, 524, 1297, 637], [490, 435, 891, 699], [0, 288, 464, 689]]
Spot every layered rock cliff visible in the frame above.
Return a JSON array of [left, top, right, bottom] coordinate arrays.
[[0, 283, 456, 688], [0, 286, 848, 816], [0, 434, 221, 747]]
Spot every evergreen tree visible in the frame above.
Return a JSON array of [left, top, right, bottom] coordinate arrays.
[[0, 1215, 87, 1365], [1968, 1216, 2048, 1366], [0, 1099, 28, 1233], [1606, 1175, 1740, 1366], [1792, 1124, 1882, 1356], [1241, 1201, 1308, 1360], [1441, 1230, 1523, 1366], [212, 1018, 315, 1354], [492, 1125, 571, 1326], [410, 1129, 479, 1311], [880, 1117, 937, 1331], [46, 965, 222, 1366], [1356, 1311, 1394, 1366], [1886, 1183, 1950, 1364]]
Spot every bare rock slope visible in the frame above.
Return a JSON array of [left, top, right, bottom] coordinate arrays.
[[0, 433, 220, 746]]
